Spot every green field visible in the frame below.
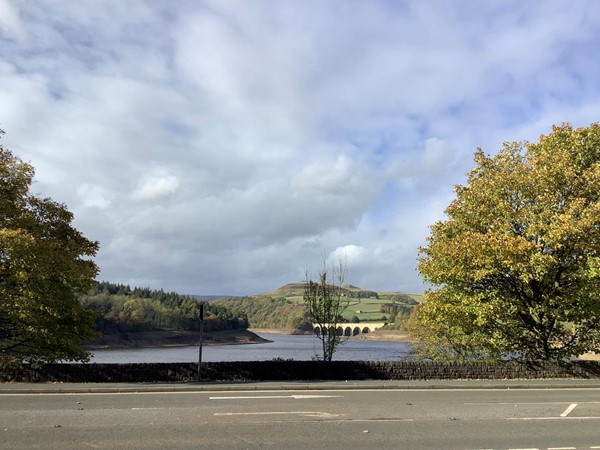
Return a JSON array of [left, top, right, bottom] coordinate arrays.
[[267, 284, 422, 323]]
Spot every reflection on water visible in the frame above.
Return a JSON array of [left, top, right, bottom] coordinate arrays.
[[90, 333, 413, 363]]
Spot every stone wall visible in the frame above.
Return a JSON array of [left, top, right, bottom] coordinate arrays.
[[2, 360, 600, 383]]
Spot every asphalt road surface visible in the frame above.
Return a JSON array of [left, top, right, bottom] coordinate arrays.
[[1, 387, 600, 449]]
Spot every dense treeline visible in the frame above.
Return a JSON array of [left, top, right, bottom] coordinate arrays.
[[382, 294, 418, 304], [351, 290, 379, 299], [380, 303, 414, 317], [378, 295, 418, 331], [79, 282, 248, 333], [213, 296, 309, 330]]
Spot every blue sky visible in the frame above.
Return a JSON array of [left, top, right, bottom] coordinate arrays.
[[1, 1, 599, 295]]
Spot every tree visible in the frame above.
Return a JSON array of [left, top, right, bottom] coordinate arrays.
[[414, 123, 600, 361], [303, 259, 348, 361], [1, 131, 99, 364]]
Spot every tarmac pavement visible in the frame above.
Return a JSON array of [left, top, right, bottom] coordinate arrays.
[[2, 378, 600, 394]]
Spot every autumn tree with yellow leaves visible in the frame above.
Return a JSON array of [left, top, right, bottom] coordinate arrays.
[[413, 123, 600, 361], [1, 130, 99, 364]]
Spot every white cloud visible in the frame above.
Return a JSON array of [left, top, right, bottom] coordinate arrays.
[[77, 184, 112, 209], [292, 154, 371, 196], [328, 244, 366, 266], [133, 173, 180, 201], [1, 0, 599, 295], [0, 0, 24, 42]]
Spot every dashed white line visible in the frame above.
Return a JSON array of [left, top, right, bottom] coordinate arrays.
[[214, 411, 340, 418], [209, 394, 342, 400], [508, 448, 538, 450], [560, 403, 578, 417], [507, 416, 600, 420]]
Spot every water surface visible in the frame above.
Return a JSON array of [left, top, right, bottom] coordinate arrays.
[[90, 333, 413, 363]]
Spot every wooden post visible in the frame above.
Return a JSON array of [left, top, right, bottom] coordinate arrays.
[[198, 303, 204, 381]]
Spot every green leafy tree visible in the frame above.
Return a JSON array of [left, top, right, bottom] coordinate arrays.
[[80, 282, 249, 333], [414, 123, 600, 361], [304, 260, 349, 361], [1, 133, 99, 363], [214, 296, 305, 329]]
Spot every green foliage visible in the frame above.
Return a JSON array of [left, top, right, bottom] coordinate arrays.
[[351, 290, 379, 299], [213, 296, 306, 329], [380, 303, 414, 316], [1, 137, 99, 364], [216, 282, 420, 330], [384, 293, 418, 304], [378, 303, 414, 331], [80, 282, 248, 333], [415, 123, 600, 361]]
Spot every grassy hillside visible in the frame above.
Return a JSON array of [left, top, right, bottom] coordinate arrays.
[[249, 282, 422, 329]]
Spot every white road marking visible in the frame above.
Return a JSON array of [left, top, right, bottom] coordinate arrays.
[[560, 403, 578, 417], [292, 394, 343, 399], [209, 394, 342, 400], [213, 413, 416, 423], [465, 401, 600, 405], [548, 447, 576, 449], [214, 411, 341, 418], [507, 416, 600, 420]]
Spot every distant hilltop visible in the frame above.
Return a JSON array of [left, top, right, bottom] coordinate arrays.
[[260, 282, 379, 299], [187, 294, 242, 301], [186, 283, 423, 303]]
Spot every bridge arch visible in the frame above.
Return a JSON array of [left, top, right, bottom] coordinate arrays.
[[310, 322, 386, 337]]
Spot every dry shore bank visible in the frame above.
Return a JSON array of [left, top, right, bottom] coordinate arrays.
[[84, 329, 270, 350], [249, 329, 599, 360], [250, 328, 412, 342], [84, 327, 598, 361]]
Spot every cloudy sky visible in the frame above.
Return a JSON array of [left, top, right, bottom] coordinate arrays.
[[1, 1, 599, 296]]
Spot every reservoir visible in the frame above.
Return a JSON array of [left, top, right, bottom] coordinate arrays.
[[90, 333, 413, 363]]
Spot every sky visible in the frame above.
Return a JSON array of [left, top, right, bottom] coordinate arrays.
[[1, 1, 600, 296]]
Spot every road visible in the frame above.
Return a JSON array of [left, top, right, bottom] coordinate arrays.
[[1, 386, 600, 449]]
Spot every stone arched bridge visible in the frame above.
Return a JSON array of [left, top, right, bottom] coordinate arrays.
[[312, 322, 386, 337]]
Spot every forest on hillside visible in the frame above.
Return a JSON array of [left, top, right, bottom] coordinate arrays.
[[79, 282, 249, 334], [213, 296, 310, 330]]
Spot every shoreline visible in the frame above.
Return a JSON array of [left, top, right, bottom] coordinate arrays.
[[84, 329, 270, 350], [250, 328, 412, 343], [83, 328, 598, 361]]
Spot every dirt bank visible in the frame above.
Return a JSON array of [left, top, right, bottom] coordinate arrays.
[[84, 329, 270, 350], [250, 328, 412, 342], [353, 330, 412, 342], [579, 352, 600, 361]]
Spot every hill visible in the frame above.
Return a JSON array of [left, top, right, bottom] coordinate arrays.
[[261, 282, 379, 299], [215, 283, 423, 331], [261, 282, 423, 303]]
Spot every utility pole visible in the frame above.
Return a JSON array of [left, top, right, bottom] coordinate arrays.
[[197, 302, 204, 382]]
